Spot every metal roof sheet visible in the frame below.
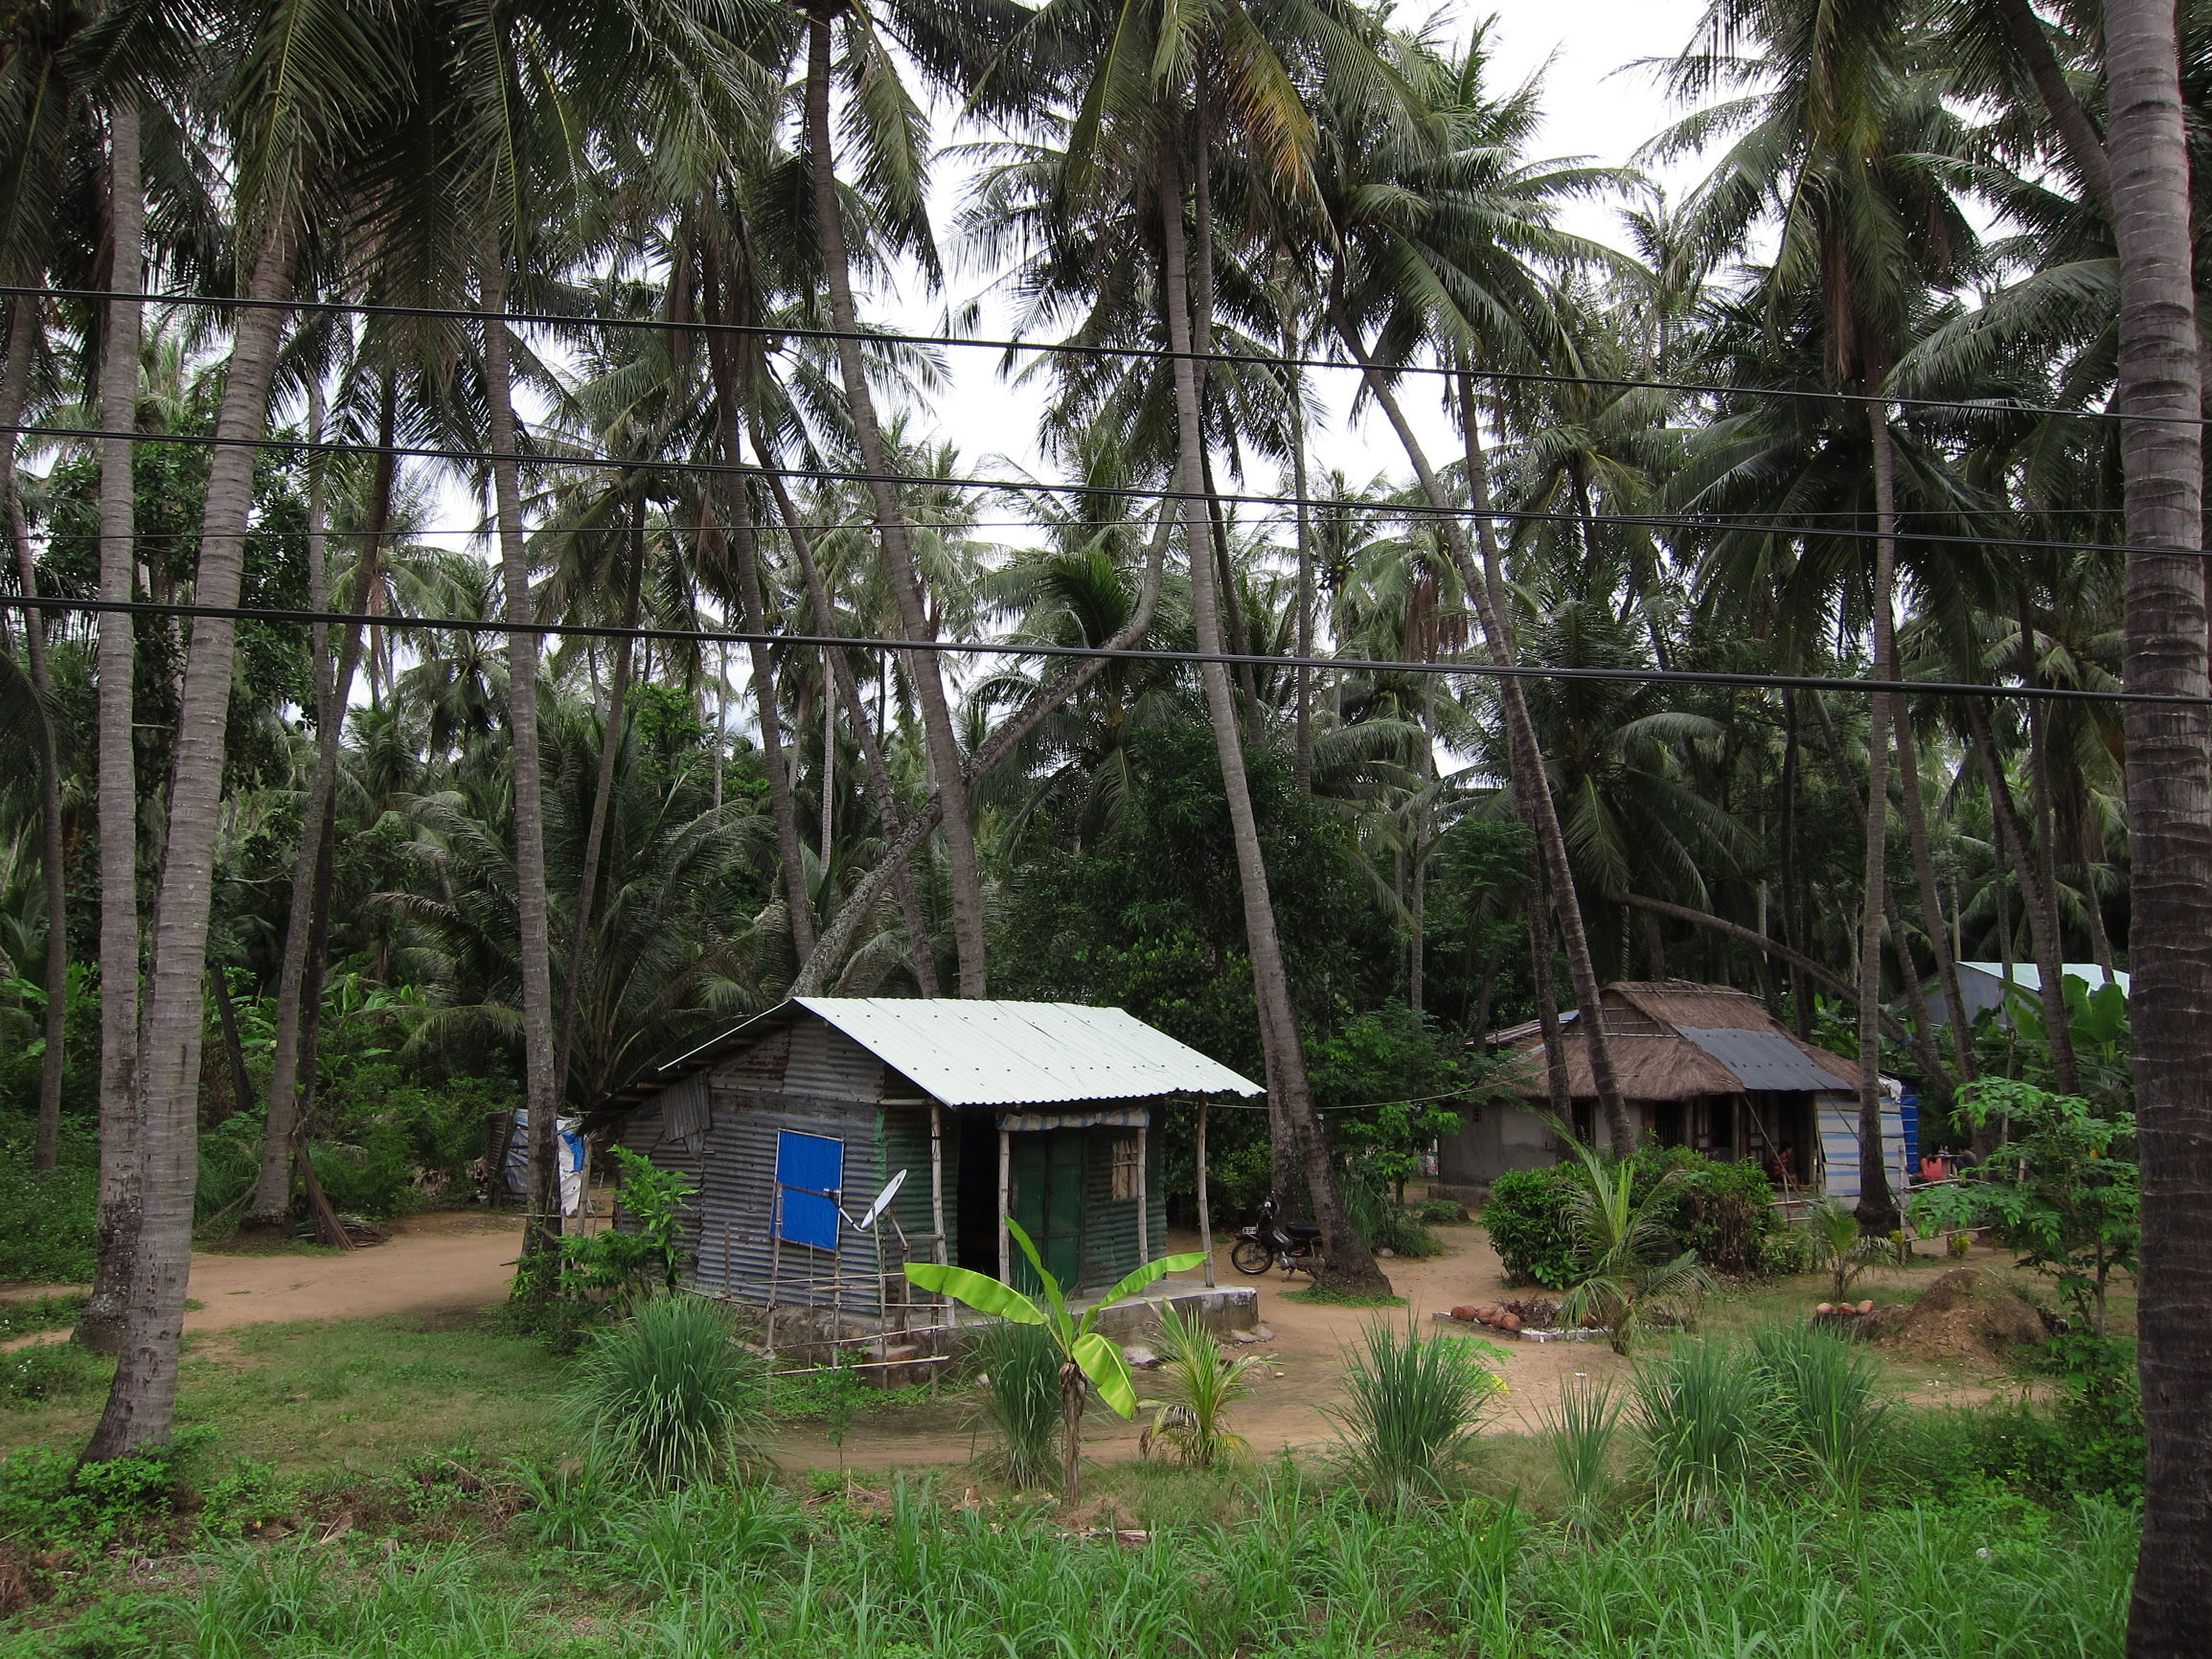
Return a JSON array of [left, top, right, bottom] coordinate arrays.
[[1957, 964, 2131, 996], [1674, 1026, 1853, 1093], [743, 997, 1266, 1105]]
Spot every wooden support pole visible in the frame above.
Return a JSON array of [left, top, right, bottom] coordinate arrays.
[[931, 1102, 953, 1330], [997, 1126, 1012, 1284], [1197, 1100, 1215, 1287], [1136, 1124, 1151, 1261]]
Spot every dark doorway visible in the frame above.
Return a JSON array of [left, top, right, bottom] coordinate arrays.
[[955, 1115, 996, 1273]]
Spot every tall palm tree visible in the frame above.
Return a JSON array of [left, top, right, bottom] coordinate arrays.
[[2104, 0, 2212, 1643]]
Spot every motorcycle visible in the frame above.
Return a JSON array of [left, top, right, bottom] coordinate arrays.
[[1230, 1197, 1321, 1276]]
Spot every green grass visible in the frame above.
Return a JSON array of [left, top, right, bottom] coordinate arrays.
[[0, 1316, 566, 1468], [0, 1466, 2133, 1658], [1280, 1284, 1407, 1307], [0, 1294, 85, 1343]]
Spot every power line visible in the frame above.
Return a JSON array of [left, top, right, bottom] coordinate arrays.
[[4, 281, 2184, 430], [1, 591, 2179, 705], [4, 419, 2190, 563]]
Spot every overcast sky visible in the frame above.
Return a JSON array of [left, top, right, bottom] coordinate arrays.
[[874, 0, 1713, 511]]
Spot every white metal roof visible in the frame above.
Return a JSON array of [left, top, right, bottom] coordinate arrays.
[[793, 996, 1265, 1105], [1957, 963, 2130, 996]]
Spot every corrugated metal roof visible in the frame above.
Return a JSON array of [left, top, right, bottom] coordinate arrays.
[[1958, 963, 2131, 996], [793, 997, 1264, 1105], [1675, 1026, 1854, 1092]]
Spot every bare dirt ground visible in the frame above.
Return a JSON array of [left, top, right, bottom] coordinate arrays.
[[1, 1210, 525, 1350], [769, 1223, 1636, 1470]]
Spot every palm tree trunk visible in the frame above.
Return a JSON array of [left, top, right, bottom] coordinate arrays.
[[804, 5, 987, 996], [2106, 0, 2212, 1643], [84, 220, 296, 1459], [793, 511, 1173, 997], [700, 311, 816, 965], [1891, 704, 1975, 1082], [479, 242, 562, 1277], [554, 493, 647, 1095], [2017, 589, 2082, 1093], [1852, 404, 1903, 1235], [0, 297, 67, 1172], [1328, 321, 1633, 1153], [759, 439, 940, 994], [1162, 137, 1387, 1294], [1530, 855, 1574, 1125], [1283, 302, 1315, 797], [250, 375, 397, 1221], [80, 101, 146, 1355], [1993, 0, 2113, 217], [1960, 694, 2078, 1088], [1780, 691, 1811, 1038]]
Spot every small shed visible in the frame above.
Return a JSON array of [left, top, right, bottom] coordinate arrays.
[[608, 997, 1263, 1312], [1435, 981, 1905, 1201]]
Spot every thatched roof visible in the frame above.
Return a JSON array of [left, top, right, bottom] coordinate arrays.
[[1491, 982, 1857, 1102]]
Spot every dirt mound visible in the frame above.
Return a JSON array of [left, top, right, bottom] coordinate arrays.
[[1876, 1268, 2046, 1364]]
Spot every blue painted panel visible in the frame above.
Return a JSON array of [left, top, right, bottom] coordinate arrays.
[[776, 1130, 843, 1250]]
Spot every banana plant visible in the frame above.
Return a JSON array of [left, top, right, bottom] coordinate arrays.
[[907, 1220, 1204, 1500]]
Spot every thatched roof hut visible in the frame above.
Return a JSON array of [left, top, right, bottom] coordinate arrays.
[[1437, 981, 1903, 1202]]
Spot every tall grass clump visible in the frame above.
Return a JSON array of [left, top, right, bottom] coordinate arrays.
[[971, 1318, 1061, 1488], [1139, 1306, 1259, 1469], [1332, 1319, 1504, 1494], [1750, 1320, 1889, 1495], [1633, 1336, 1773, 1507], [1541, 1375, 1623, 1524], [565, 1295, 762, 1487]]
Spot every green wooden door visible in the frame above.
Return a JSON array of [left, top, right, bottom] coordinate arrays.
[[1010, 1130, 1085, 1293]]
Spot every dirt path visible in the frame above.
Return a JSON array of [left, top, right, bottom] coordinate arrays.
[[1, 1211, 526, 1348], [769, 1224, 1634, 1469]]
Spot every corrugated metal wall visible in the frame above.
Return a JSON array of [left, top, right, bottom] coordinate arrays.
[[692, 1088, 889, 1313], [615, 1099, 709, 1267], [784, 1018, 890, 1100], [1079, 1127, 1168, 1292]]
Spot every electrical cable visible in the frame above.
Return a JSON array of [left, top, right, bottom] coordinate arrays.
[[0, 590, 2180, 705], [3, 418, 2194, 562], [3, 281, 2189, 429]]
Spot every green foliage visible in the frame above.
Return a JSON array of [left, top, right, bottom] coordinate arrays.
[[0, 1292, 86, 1342], [1748, 1322, 1889, 1497], [564, 1296, 764, 1488], [0, 1444, 182, 1555], [1330, 1318, 1507, 1493], [1986, 975, 2132, 1113], [0, 1125, 97, 1282], [1810, 1197, 1877, 1302], [1312, 1007, 1480, 1192], [969, 1319, 1063, 1489], [558, 1148, 697, 1310], [1910, 1080, 2138, 1333], [0, 1339, 107, 1403], [1555, 1131, 1720, 1355], [1341, 1166, 1444, 1259], [1138, 1306, 1259, 1470], [1485, 1144, 1784, 1288], [1634, 1337, 1773, 1505], [1542, 1375, 1624, 1523]]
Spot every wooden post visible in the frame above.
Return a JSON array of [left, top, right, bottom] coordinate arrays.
[[1136, 1124, 1151, 1261], [1196, 1099, 1215, 1287], [930, 1102, 954, 1330], [997, 1125, 1012, 1284]]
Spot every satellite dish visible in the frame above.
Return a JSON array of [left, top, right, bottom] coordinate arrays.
[[855, 1169, 908, 1232]]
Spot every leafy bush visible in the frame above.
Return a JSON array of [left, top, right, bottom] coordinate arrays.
[[559, 1148, 697, 1308], [0, 1445, 181, 1553], [1634, 1337, 1773, 1505], [566, 1296, 764, 1487], [1484, 1147, 1784, 1286], [0, 1291, 86, 1341], [1344, 1166, 1444, 1259], [1331, 1318, 1506, 1493], [0, 1131, 97, 1282]]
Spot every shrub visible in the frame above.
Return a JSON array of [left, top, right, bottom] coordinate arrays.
[[1541, 1375, 1623, 1522], [1344, 1166, 1444, 1259], [969, 1318, 1061, 1489], [0, 1148, 96, 1282], [1331, 1318, 1505, 1493], [0, 1340, 106, 1403], [0, 1445, 181, 1554], [1749, 1321, 1887, 1495], [565, 1296, 763, 1487], [1484, 1148, 1785, 1286]]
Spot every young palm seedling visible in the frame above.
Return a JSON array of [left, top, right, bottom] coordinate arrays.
[[1550, 1127, 1718, 1355], [1138, 1305, 1259, 1469], [907, 1222, 1203, 1501]]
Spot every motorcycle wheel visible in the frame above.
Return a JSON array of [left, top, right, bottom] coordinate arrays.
[[1229, 1237, 1275, 1276]]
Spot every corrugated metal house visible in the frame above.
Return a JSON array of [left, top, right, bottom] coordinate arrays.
[[608, 997, 1264, 1311], [1436, 981, 1906, 1201]]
